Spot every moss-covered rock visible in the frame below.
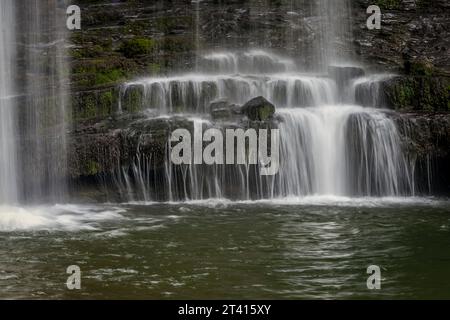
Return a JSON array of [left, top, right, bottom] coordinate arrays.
[[121, 85, 144, 113], [405, 59, 436, 77], [85, 160, 101, 176], [119, 38, 156, 59], [71, 88, 119, 121], [155, 16, 193, 34], [242, 97, 276, 121], [72, 57, 133, 89], [383, 76, 450, 112]]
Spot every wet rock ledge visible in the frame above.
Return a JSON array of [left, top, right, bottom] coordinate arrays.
[[68, 97, 278, 201], [68, 99, 450, 201]]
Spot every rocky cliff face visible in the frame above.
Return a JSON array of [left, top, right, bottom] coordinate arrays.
[[353, 0, 449, 74], [70, 0, 449, 118], [67, 0, 450, 197], [69, 102, 278, 202], [352, 0, 449, 112], [393, 112, 450, 194]]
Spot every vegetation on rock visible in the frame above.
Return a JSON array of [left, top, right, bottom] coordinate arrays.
[[119, 38, 156, 58]]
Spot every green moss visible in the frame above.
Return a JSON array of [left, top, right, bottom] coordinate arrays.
[[155, 16, 192, 34], [147, 63, 161, 75], [72, 45, 107, 59], [71, 88, 118, 121], [72, 58, 132, 88], [392, 81, 415, 109], [387, 77, 450, 112], [375, 0, 402, 9], [122, 86, 144, 113], [243, 98, 275, 121], [123, 20, 148, 36], [94, 69, 125, 85], [119, 38, 156, 58], [158, 36, 193, 53], [155, 16, 177, 34], [416, 0, 432, 8], [83, 93, 98, 119], [72, 92, 97, 120], [85, 161, 101, 176], [447, 85, 450, 111], [258, 105, 275, 121], [98, 91, 114, 116]]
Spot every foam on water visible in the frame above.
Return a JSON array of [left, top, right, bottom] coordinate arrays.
[[124, 196, 444, 209], [0, 204, 125, 232], [1, 194, 443, 232], [235, 196, 444, 208]]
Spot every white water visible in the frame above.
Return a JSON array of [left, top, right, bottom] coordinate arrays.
[[20, 0, 68, 202], [349, 74, 394, 107], [127, 196, 442, 209], [0, 0, 18, 204], [115, 48, 416, 201], [278, 106, 414, 197], [111, 0, 414, 201], [124, 72, 337, 114], [316, 0, 354, 68], [0, 2, 69, 230], [113, 0, 414, 202], [0, 205, 125, 232], [122, 51, 330, 114], [201, 50, 297, 74], [0, 1, 68, 204], [0, 0, 425, 231]]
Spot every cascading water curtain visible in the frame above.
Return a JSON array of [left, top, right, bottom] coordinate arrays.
[[110, 0, 417, 202], [14, 0, 69, 203], [0, 0, 19, 204], [316, 0, 354, 69]]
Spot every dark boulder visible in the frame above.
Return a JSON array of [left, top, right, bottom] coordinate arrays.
[[242, 96, 276, 121]]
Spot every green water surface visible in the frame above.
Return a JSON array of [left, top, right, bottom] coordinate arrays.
[[1, 197, 450, 299]]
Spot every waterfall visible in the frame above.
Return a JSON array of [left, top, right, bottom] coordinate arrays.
[[0, 0, 18, 204], [124, 73, 337, 114], [116, 57, 415, 201], [18, 0, 68, 203], [278, 106, 415, 197], [349, 74, 393, 108], [0, 0, 68, 205], [108, 0, 418, 202], [0, 0, 415, 204], [201, 50, 297, 74], [193, 0, 201, 71], [316, 0, 354, 68]]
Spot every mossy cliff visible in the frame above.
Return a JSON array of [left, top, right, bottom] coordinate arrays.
[[382, 61, 450, 112], [67, 0, 450, 196], [70, 0, 198, 122], [69, 0, 449, 121], [384, 76, 449, 112], [353, 0, 449, 112]]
